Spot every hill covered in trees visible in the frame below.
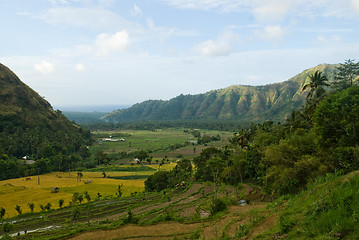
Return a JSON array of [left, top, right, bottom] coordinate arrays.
[[102, 64, 337, 124], [0, 63, 92, 179]]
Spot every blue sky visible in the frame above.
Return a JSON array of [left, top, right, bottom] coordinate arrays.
[[1, 0, 359, 110]]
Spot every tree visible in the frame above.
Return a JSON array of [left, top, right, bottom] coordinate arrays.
[[78, 194, 84, 204], [72, 192, 80, 204], [333, 59, 359, 90], [207, 156, 226, 187], [117, 183, 123, 197], [96, 150, 109, 165], [72, 207, 81, 226], [313, 86, 359, 149], [84, 191, 91, 202], [40, 204, 45, 211], [76, 168, 83, 182], [28, 202, 35, 213], [45, 203, 52, 211], [59, 199, 64, 208], [15, 204, 22, 215], [79, 145, 91, 161], [0, 207, 5, 219], [302, 70, 330, 100], [134, 150, 150, 164], [145, 171, 170, 192]]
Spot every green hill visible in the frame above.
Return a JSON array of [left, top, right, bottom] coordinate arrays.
[[0, 63, 91, 159], [102, 64, 337, 123]]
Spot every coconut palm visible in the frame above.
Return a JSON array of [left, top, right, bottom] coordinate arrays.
[[302, 70, 330, 100]]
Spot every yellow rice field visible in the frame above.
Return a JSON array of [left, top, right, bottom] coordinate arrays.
[[0, 168, 158, 218]]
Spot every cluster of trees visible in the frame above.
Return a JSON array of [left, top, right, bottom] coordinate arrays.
[[83, 120, 248, 132], [145, 158, 192, 191], [0, 144, 92, 180], [146, 59, 359, 197]]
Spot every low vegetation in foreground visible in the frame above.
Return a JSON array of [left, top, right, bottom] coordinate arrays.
[[1, 170, 359, 239]]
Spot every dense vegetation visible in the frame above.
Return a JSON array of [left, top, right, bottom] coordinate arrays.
[[102, 64, 337, 124], [0, 63, 92, 180], [145, 60, 359, 198]]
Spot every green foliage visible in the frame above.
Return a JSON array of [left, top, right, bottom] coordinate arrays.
[[45, 203, 52, 211], [0, 63, 92, 180], [145, 158, 194, 192], [72, 207, 81, 225], [276, 172, 359, 238], [0, 207, 5, 219], [313, 86, 359, 149], [28, 202, 35, 213], [59, 199, 64, 208], [333, 59, 359, 90], [210, 197, 227, 216], [117, 183, 123, 197], [123, 210, 139, 224], [145, 171, 170, 192], [2, 222, 13, 235], [302, 70, 329, 100], [15, 204, 22, 215]]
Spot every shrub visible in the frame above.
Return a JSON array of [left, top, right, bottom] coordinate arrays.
[[210, 197, 227, 216]]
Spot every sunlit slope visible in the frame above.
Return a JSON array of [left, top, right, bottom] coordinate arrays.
[[0, 63, 91, 158], [102, 64, 337, 123]]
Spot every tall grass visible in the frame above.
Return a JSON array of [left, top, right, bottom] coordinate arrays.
[[278, 171, 359, 238]]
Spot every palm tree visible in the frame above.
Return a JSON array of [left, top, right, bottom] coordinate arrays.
[[302, 70, 330, 100]]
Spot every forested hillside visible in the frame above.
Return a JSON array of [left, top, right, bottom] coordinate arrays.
[[0, 63, 92, 180], [102, 64, 337, 123], [145, 60, 359, 197]]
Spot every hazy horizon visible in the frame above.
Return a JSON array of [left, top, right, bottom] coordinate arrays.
[[55, 104, 131, 112]]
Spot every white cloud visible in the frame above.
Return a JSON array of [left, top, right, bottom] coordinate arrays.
[[75, 63, 85, 71], [34, 61, 55, 74], [49, 0, 68, 5], [37, 7, 142, 32], [95, 31, 130, 55], [195, 31, 240, 57], [131, 4, 143, 16], [352, 0, 359, 14], [317, 35, 342, 43], [162, 0, 359, 21], [257, 25, 285, 42], [251, 0, 295, 22]]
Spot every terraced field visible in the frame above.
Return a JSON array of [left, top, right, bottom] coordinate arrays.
[[0, 181, 276, 240], [0, 164, 178, 218]]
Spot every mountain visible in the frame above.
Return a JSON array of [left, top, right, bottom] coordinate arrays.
[[102, 64, 337, 123], [0, 63, 91, 158]]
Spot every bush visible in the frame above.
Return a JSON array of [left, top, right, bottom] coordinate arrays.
[[210, 197, 227, 215]]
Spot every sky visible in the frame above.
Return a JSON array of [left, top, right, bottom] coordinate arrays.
[[1, 0, 359, 111]]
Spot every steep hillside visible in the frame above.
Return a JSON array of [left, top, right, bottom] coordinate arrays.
[[0, 63, 91, 158], [102, 64, 337, 123]]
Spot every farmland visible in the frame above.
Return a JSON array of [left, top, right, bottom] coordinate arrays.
[[90, 129, 234, 160], [0, 164, 175, 218]]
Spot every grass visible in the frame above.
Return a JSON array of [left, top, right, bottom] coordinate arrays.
[[258, 171, 359, 239], [90, 129, 233, 160], [0, 170, 150, 218]]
